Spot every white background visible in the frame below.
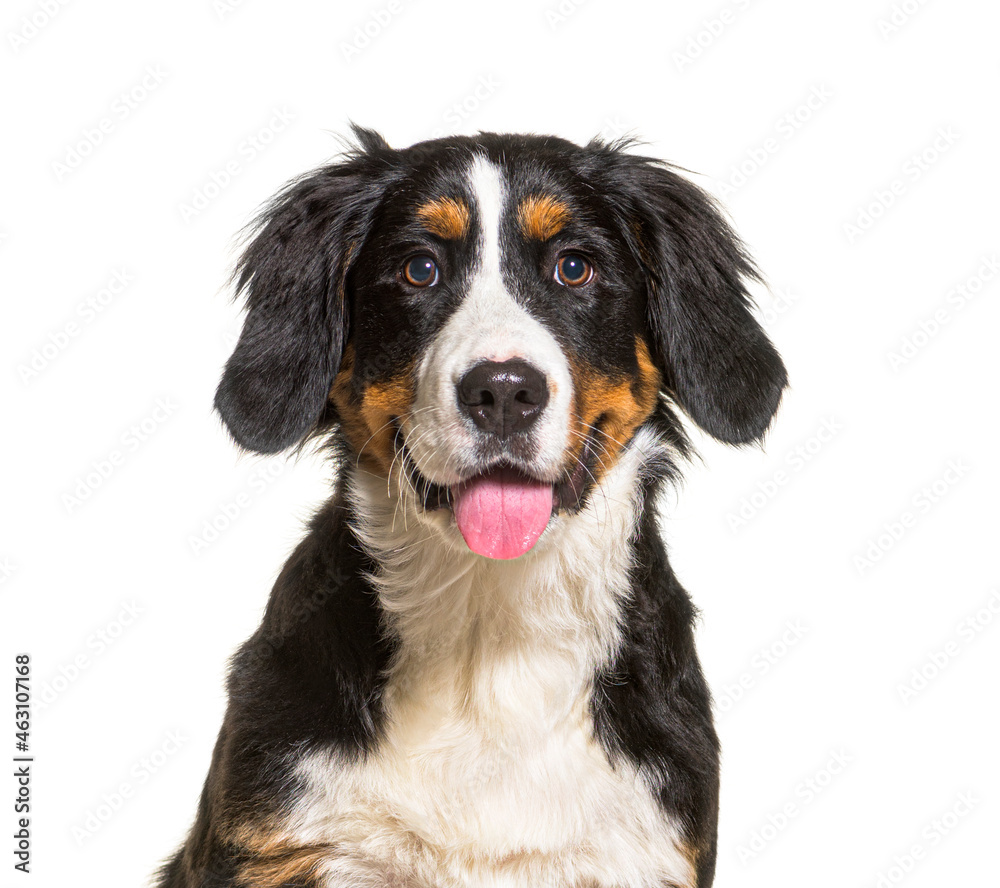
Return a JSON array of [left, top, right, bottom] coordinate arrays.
[[2, 0, 998, 885]]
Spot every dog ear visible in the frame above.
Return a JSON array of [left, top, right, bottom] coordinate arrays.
[[214, 129, 392, 453], [609, 151, 787, 445]]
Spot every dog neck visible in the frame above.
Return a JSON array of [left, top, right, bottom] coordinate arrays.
[[344, 427, 669, 712]]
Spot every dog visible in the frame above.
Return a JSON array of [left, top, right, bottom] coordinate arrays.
[[156, 126, 786, 888]]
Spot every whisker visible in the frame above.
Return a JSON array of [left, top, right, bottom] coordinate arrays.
[[355, 405, 439, 469]]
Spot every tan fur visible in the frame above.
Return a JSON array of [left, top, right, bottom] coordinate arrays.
[[282, 429, 696, 888], [517, 194, 571, 240], [235, 841, 333, 887], [568, 336, 661, 481], [329, 345, 414, 474], [416, 197, 470, 240], [232, 160, 692, 888], [225, 812, 693, 887]]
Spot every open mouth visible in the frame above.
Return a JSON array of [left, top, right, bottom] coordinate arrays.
[[396, 425, 601, 560]]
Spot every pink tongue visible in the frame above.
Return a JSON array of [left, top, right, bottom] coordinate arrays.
[[452, 468, 554, 560]]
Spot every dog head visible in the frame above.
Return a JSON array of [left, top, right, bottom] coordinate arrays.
[[216, 127, 786, 559]]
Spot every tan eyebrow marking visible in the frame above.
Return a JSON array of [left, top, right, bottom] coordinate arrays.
[[415, 196, 471, 239], [518, 194, 571, 240]]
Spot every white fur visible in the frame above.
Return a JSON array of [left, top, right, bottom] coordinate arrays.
[[272, 155, 692, 886], [280, 427, 693, 888], [405, 155, 574, 486]]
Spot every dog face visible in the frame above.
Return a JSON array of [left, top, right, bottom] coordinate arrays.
[[216, 128, 786, 558]]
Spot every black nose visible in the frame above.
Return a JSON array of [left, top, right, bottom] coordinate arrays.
[[457, 360, 549, 438]]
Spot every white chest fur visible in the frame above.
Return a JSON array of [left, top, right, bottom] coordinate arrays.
[[287, 432, 693, 888]]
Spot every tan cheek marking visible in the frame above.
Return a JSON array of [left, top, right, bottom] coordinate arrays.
[[416, 196, 470, 239], [518, 195, 571, 240], [568, 336, 661, 480], [330, 344, 414, 474]]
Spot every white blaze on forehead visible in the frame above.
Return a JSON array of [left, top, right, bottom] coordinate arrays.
[[472, 153, 504, 300], [405, 155, 573, 485]]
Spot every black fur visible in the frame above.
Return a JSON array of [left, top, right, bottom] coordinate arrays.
[[160, 128, 786, 887], [158, 493, 395, 887], [214, 134, 399, 453], [583, 140, 788, 445], [593, 429, 720, 886]]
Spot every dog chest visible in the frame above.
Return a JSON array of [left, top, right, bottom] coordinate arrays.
[[289, 649, 693, 887]]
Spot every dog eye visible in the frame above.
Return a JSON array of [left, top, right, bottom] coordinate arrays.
[[554, 253, 593, 287], [402, 255, 439, 287]]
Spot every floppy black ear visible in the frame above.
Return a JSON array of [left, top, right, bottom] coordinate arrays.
[[612, 152, 787, 444], [215, 129, 392, 453]]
